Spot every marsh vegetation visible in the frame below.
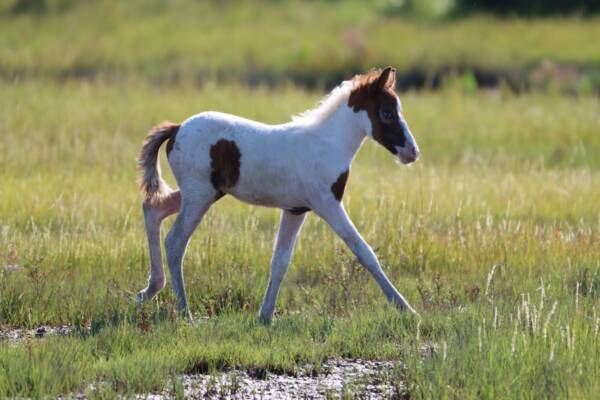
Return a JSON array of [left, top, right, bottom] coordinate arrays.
[[1, 1, 599, 398]]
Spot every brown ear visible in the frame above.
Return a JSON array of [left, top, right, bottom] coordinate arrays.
[[375, 66, 396, 91]]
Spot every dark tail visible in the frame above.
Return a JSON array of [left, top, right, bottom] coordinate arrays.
[[137, 122, 180, 204]]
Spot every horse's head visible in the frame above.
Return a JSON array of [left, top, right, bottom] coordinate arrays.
[[348, 67, 419, 164]]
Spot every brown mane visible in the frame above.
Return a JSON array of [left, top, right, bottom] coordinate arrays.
[[348, 67, 397, 112], [351, 68, 395, 92]]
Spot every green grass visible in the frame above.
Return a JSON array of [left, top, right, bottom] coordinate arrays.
[[1, 0, 600, 84], [0, 79, 599, 397], [2, 2, 599, 397]]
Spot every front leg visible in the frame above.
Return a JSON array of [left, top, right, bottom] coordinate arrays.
[[259, 210, 307, 324], [314, 201, 418, 315]]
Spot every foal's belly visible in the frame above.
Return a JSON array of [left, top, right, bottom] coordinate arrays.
[[224, 159, 307, 209], [227, 177, 306, 209]]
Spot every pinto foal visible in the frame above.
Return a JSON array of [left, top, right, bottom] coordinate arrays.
[[137, 67, 420, 322]]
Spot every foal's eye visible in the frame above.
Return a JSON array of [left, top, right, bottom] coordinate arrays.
[[380, 109, 394, 121]]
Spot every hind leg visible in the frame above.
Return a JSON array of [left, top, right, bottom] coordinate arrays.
[[164, 188, 217, 319], [137, 191, 181, 304]]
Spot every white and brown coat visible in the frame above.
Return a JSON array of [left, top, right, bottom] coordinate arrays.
[[137, 67, 420, 322]]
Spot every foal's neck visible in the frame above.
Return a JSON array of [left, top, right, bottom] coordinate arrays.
[[307, 105, 366, 165]]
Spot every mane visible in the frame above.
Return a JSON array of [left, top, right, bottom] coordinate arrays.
[[291, 80, 354, 125], [291, 69, 384, 126], [350, 68, 385, 90]]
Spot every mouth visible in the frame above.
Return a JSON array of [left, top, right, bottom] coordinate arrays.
[[398, 154, 417, 164], [396, 146, 420, 165]]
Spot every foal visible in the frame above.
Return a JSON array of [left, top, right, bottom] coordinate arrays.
[[137, 67, 420, 322]]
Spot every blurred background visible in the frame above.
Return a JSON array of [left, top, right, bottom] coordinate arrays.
[[2, 0, 600, 93]]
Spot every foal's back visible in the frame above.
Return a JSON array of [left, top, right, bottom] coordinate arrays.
[[168, 111, 338, 209]]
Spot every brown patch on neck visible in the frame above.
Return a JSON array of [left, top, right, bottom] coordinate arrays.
[[331, 169, 349, 201], [209, 139, 241, 192]]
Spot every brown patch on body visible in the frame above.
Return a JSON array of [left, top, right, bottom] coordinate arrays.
[[210, 139, 241, 192], [347, 67, 406, 154], [331, 169, 349, 201]]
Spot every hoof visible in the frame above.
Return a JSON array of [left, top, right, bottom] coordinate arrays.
[[186, 310, 194, 323], [176, 307, 194, 323], [396, 302, 421, 319], [135, 290, 147, 307]]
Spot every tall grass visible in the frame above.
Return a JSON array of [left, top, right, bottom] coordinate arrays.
[[1, 1, 599, 83]]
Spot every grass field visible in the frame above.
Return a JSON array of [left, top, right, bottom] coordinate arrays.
[[1, 79, 599, 397]]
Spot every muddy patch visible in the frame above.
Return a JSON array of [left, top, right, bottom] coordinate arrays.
[[139, 358, 402, 399], [0, 325, 79, 344], [2, 325, 408, 398]]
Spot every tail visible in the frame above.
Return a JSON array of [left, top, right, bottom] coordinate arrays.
[[137, 121, 180, 205]]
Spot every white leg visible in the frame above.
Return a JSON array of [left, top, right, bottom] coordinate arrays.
[[259, 210, 307, 324], [314, 201, 418, 315], [137, 191, 181, 304], [164, 189, 216, 320]]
